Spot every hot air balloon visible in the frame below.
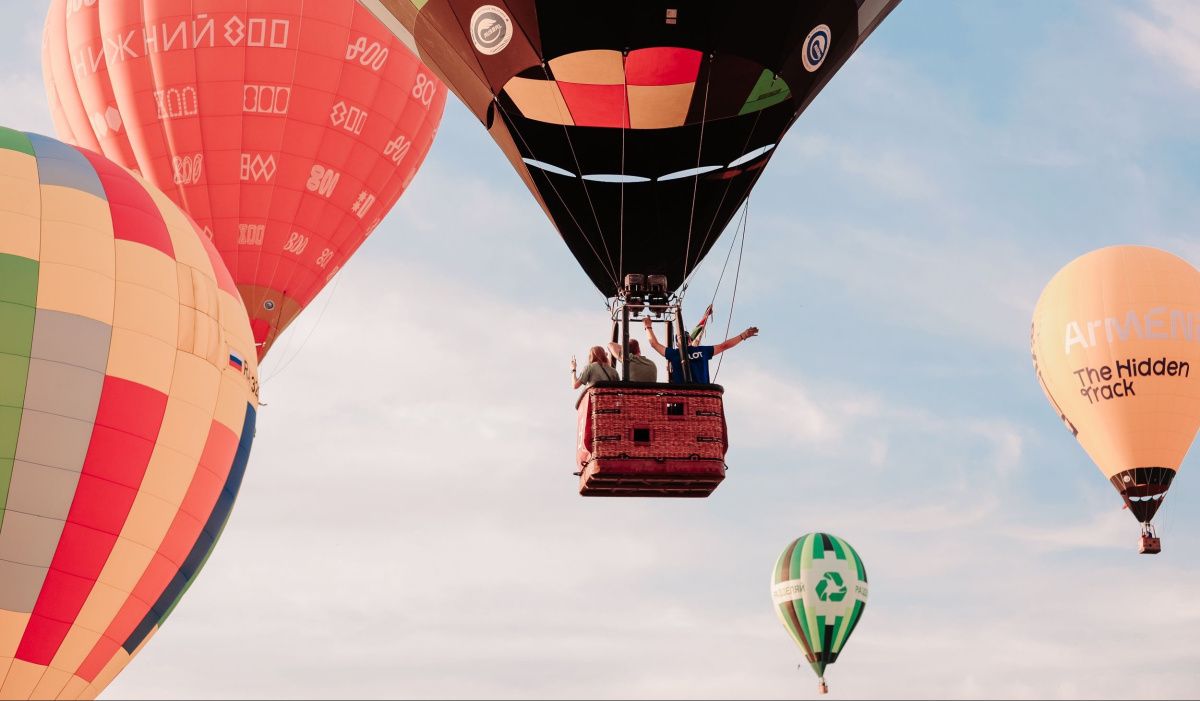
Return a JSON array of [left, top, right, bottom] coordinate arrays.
[[359, 0, 898, 295], [0, 127, 258, 699], [1032, 245, 1200, 554], [771, 533, 868, 695], [42, 0, 447, 359], [360, 0, 899, 497]]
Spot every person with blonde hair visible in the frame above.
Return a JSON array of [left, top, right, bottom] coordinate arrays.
[[570, 345, 620, 389]]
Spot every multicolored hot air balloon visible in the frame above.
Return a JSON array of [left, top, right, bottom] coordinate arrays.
[[0, 127, 258, 699], [358, 0, 899, 294], [771, 533, 868, 694], [359, 0, 899, 498], [1032, 245, 1200, 553], [43, 0, 447, 358]]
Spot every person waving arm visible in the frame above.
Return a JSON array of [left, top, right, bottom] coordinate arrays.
[[713, 326, 759, 355], [643, 316, 667, 356]]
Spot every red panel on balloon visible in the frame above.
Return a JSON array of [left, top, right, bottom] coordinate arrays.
[[558, 82, 630, 129], [625, 47, 703, 86]]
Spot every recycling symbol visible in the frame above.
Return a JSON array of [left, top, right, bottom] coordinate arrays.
[[815, 572, 847, 602]]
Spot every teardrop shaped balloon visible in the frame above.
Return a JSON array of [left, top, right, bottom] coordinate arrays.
[[43, 0, 447, 359], [0, 127, 259, 699], [771, 533, 868, 694], [359, 0, 899, 294], [1032, 245, 1200, 549]]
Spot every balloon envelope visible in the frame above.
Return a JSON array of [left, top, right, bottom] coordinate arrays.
[[359, 0, 899, 294], [1032, 245, 1200, 524], [0, 128, 258, 699], [771, 532, 868, 691], [43, 0, 447, 358]]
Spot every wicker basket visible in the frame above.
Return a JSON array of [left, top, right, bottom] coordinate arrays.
[[576, 382, 728, 497]]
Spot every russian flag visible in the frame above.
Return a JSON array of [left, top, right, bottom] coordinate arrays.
[[229, 349, 244, 371]]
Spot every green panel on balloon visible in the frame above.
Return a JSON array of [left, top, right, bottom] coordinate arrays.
[[0, 128, 35, 156], [0, 354, 29, 409], [0, 254, 37, 533], [740, 70, 791, 115], [0, 307, 35, 364], [0, 255, 38, 308]]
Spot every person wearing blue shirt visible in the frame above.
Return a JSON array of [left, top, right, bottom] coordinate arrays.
[[643, 316, 758, 384]]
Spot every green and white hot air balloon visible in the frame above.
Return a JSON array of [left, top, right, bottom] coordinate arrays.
[[770, 533, 869, 694]]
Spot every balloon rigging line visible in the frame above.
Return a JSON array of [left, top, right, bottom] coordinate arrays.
[[260, 270, 344, 385], [414, 13, 617, 295], [708, 199, 750, 312], [534, 64, 620, 291], [714, 197, 749, 382], [680, 55, 714, 294], [678, 106, 765, 300], [618, 71, 627, 289], [687, 107, 766, 276], [493, 91, 617, 298]]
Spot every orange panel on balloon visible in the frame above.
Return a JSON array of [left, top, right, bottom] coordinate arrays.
[[1032, 245, 1200, 525], [43, 0, 446, 359]]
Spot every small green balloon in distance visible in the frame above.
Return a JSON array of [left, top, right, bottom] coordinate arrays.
[[770, 533, 869, 694]]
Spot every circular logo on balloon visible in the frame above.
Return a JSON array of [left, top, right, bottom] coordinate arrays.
[[802, 24, 832, 72], [471, 5, 513, 55], [263, 299, 276, 311]]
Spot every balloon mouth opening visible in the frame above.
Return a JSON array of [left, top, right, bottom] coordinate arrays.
[[1112, 467, 1174, 522]]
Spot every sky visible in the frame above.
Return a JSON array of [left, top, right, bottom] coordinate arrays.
[[5, 0, 1200, 698]]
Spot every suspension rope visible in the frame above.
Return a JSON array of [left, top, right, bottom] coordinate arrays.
[[260, 270, 343, 385], [619, 55, 628, 290], [714, 197, 749, 382], [534, 59, 621, 291], [707, 199, 750, 312], [414, 13, 618, 296], [679, 54, 714, 300], [494, 95, 619, 296], [679, 108, 765, 294]]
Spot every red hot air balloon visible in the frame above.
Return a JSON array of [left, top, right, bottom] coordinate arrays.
[[43, 0, 447, 359]]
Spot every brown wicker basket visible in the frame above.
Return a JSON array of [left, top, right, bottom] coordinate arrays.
[[575, 382, 728, 497]]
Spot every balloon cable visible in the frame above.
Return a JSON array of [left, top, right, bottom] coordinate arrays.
[[708, 199, 750, 313], [492, 96, 619, 293], [618, 65, 627, 289], [260, 270, 343, 385], [414, 11, 618, 292], [530, 63, 620, 290], [680, 55, 714, 291], [713, 198, 749, 382]]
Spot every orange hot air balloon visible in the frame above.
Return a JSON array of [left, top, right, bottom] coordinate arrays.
[[1032, 245, 1200, 553], [42, 0, 446, 359]]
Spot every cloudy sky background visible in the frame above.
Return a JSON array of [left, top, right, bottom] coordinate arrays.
[[5, 0, 1200, 698]]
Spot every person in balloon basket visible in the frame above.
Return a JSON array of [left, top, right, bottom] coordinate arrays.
[[607, 339, 659, 383], [571, 345, 620, 388], [643, 316, 759, 384]]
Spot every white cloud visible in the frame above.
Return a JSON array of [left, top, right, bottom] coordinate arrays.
[[0, 71, 53, 136], [787, 133, 942, 203], [747, 216, 1044, 350], [1122, 0, 1200, 91], [0, 2, 1192, 698], [106, 253, 1162, 701]]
